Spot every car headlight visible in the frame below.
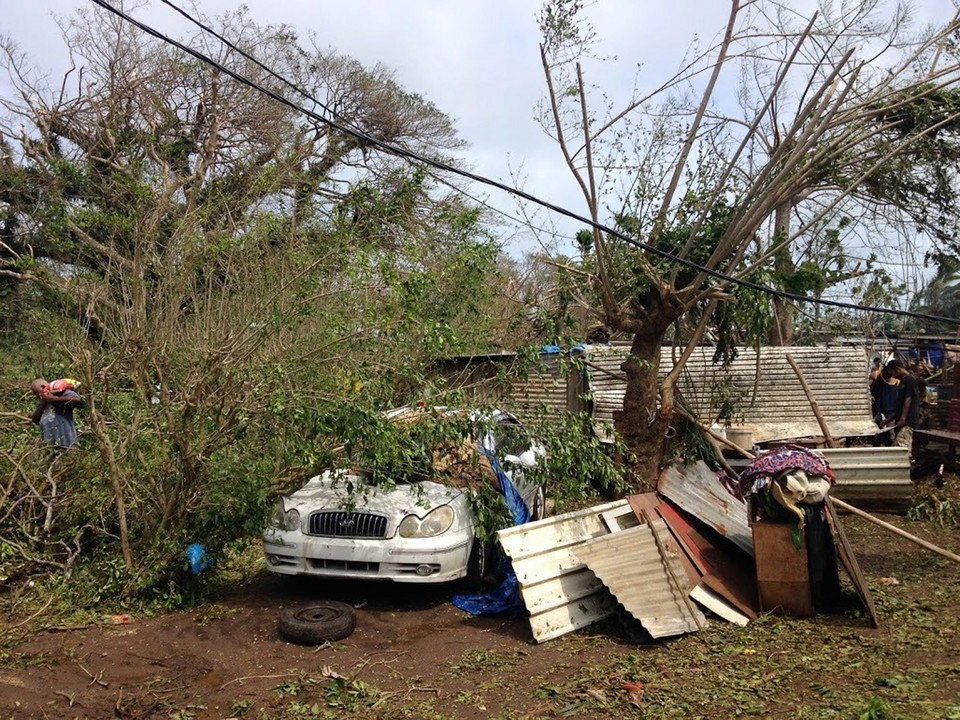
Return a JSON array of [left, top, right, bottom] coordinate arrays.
[[269, 501, 301, 531], [398, 505, 455, 538]]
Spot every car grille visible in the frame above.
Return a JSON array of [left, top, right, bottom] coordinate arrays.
[[307, 511, 389, 539]]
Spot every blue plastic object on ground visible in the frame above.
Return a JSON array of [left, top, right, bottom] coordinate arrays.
[[186, 543, 213, 575], [452, 554, 526, 615], [451, 448, 531, 616]]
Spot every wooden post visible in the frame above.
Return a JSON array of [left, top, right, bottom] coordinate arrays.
[[785, 354, 839, 448], [831, 497, 960, 565]]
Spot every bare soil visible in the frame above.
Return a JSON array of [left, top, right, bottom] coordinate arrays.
[[2, 512, 959, 720]]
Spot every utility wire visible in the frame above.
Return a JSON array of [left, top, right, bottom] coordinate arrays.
[[157, 0, 565, 245], [91, 0, 960, 327]]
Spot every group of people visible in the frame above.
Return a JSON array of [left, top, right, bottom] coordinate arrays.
[[870, 357, 920, 449]]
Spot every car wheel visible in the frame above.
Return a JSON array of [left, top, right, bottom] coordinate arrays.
[[530, 485, 546, 521], [464, 538, 488, 590], [278, 601, 356, 645]]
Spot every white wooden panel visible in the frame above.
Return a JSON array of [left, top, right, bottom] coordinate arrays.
[[498, 500, 630, 643]]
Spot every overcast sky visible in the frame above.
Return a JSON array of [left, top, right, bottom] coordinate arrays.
[[2, 0, 957, 268]]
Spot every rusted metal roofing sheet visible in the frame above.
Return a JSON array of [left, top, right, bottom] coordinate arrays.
[[573, 521, 706, 638], [507, 354, 571, 418], [584, 344, 878, 442], [820, 446, 913, 512], [497, 499, 634, 643], [658, 461, 754, 556]]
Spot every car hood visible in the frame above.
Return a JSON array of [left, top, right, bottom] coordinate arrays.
[[284, 470, 467, 517]]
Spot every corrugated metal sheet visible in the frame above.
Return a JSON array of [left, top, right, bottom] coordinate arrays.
[[585, 345, 878, 442], [820, 446, 913, 511], [497, 499, 632, 643], [573, 521, 705, 638], [507, 354, 571, 419], [658, 461, 754, 556]]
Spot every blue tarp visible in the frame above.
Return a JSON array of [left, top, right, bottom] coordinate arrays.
[[451, 449, 531, 615]]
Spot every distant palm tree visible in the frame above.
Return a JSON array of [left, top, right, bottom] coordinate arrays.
[[911, 257, 960, 320]]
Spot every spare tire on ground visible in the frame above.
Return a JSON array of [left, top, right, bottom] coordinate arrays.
[[278, 601, 357, 645]]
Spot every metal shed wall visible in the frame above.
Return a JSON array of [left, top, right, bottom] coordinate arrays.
[[820, 446, 913, 511], [506, 353, 576, 420], [585, 345, 877, 442]]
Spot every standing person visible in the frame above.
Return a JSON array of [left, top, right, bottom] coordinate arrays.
[[871, 362, 900, 446], [30, 378, 82, 448], [869, 356, 882, 386], [885, 359, 919, 454]]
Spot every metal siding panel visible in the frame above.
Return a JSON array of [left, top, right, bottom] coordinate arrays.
[[497, 500, 630, 643], [584, 345, 877, 442], [819, 447, 913, 510], [529, 592, 616, 643], [574, 522, 705, 638]]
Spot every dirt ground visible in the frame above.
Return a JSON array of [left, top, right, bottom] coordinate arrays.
[[2, 512, 959, 720]]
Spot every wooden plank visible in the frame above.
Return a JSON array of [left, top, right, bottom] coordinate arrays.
[[656, 503, 711, 575], [691, 583, 750, 626], [826, 496, 880, 628], [915, 428, 960, 444], [627, 492, 662, 520], [702, 568, 758, 620], [752, 522, 814, 617], [658, 501, 758, 618]]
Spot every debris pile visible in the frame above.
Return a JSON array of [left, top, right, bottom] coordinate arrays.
[[497, 451, 890, 643]]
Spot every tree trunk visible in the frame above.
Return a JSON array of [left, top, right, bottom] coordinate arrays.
[[769, 201, 795, 346], [613, 326, 672, 491]]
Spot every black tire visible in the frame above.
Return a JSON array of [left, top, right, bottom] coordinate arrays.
[[463, 538, 488, 590], [278, 601, 356, 645]]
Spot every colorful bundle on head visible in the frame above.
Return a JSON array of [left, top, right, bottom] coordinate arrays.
[[46, 378, 80, 394]]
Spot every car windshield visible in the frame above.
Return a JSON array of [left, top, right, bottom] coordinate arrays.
[[493, 420, 530, 458]]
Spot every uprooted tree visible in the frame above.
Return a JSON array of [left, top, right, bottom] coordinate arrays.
[[537, 0, 960, 486]]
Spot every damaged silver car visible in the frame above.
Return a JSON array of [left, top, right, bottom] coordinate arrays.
[[263, 408, 544, 584]]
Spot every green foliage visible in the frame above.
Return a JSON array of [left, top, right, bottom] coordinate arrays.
[[710, 270, 773, 362], [602, 195, 737, 314], [910, 254, 960, 323], [855, 697, 897, 720], [521, 409, 628, 512], [324, 677, 378, 712], [0, 6, 512, 611]]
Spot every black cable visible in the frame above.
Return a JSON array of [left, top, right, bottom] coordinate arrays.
[[91, 0, 960, 327], [157, 0, 566, 244]]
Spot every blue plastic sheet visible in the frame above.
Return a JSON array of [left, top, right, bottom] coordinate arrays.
[[490, 454, 530, 526], [451, 447, 531, 616], [452, 554, 526, 615]]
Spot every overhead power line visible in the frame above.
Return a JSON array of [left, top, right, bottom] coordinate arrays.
[[156, 0, 565, 243], [89, 0, 960, 328]]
